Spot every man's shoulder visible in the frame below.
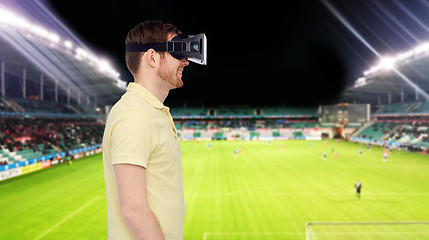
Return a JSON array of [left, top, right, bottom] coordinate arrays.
[[104, 94, 154, 134], [110, 91, 150, 117]]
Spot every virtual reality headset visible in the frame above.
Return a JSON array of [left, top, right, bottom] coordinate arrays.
[[126, 33, 207, 65]]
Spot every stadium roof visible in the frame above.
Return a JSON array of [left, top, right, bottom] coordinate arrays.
[[0, 1, 126, 106], [342, 46, 429, 105]]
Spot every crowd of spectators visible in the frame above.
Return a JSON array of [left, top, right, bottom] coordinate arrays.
[[389, 122, 429, 142], [0, 118, 104, 161]]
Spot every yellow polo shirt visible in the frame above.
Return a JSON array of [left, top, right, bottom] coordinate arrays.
[[103, 82, 184, 240]]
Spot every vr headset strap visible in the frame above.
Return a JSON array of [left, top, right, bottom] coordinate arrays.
[[126, 42, 183, 53]]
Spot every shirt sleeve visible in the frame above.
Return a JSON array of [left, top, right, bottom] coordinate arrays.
[[109, 109, 155, 168]]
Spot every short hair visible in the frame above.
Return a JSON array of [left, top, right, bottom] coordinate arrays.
[[125, 20, 181, 76]]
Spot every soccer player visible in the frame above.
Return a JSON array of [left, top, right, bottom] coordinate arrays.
[[383, 151, 388, 162], [334, 151, 338, 159], [354, 180, 362, 199], [103, 21, 194, 240], [358, 148, 362, 156], [233, 149, 238, 158], [65, 153, 72, 165], [323, 152, 327, 160]]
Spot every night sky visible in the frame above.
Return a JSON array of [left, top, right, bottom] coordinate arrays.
[[46, 0, 429, 107]]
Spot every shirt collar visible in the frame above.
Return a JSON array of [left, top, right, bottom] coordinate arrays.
[[127, 82, 167, 110]]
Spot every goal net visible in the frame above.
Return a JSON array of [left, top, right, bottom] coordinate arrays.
[[306, 221, 429, 240]]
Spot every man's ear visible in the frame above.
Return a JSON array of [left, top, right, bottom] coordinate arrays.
[[145, 49, 158, 68]]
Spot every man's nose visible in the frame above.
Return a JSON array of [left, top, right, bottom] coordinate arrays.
[[181, 58, 189, 66]]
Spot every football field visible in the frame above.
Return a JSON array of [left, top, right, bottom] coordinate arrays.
[[1, 140, 429, 239]]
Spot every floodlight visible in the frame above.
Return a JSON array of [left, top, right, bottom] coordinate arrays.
[[64, 40, 73, 49], [355, 77, 366, 87], [48, 33, 60, 44], [98, 59, 111, 73], [413, 42, 429, 55], [0, 4, 126, 92], [379, 57, 396, 70], [396, 50, 413, 61]]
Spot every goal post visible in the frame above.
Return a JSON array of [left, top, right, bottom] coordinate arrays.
[[306, 221, 429, 240]]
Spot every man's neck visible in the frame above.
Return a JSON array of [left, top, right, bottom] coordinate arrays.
[[134, 75, 169, 103]]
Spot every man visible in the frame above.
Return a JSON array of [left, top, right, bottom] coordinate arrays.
[[354, 180, 362, 199], [322, 152, 327, 160], [103, 20, 206, 240], [383, 150, 388, 162]]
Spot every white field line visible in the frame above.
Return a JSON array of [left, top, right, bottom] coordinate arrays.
[[187, 189, 429, 198], [203, 230, 429, 240], [203, 231, 305, 240], [308, 228, 318, 240], [307, 231, 429, 235], [34, 195, 105, 240]]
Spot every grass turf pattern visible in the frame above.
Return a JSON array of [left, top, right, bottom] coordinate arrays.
[[0, 140, 428, 239]]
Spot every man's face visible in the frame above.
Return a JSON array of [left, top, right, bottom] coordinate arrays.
[[157, 33, 189, 89]]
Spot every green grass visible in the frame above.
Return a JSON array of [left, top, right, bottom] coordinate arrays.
[[1, 140, 429, 239]]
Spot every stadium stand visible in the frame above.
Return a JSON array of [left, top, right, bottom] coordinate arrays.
[[0, 117, 104, 165], [410, 100, 429, 113], [0, 97, 103, 119], [373, 101, 429, 116], [386, 123, 429, 147], [171, 106, 325, 141], [0, 2, 119, 180], [349, 100, 429, 150], [354, 122, 399, 141], [170, 107, 207, 117], [262, 107, 318, 117], [375, 102, 415, 114]]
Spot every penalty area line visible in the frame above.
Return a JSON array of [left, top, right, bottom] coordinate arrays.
[[34, 195, 105, 240]]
